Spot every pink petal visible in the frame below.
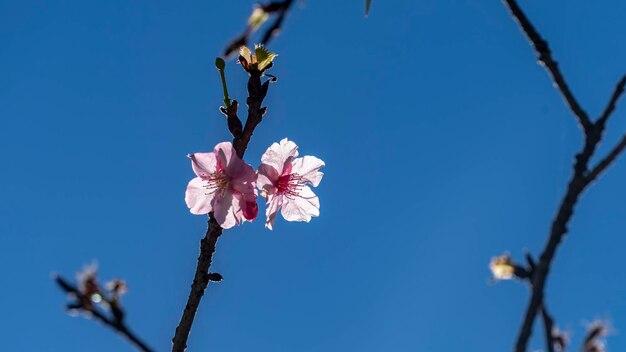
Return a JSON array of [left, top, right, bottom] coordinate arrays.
[[213, 189, 242, 229], [290, 155, 325, 187], [185, 177, 215, 214], [256, 163, 280, 193], [280, 186, 320, 222], [260, 138, 299, 175], [213, 141, 237, 173], [264, 194, 284, 230], [230, 162, 257, 195], [243, 199, 258, 221], [188, 153, 218, 178]]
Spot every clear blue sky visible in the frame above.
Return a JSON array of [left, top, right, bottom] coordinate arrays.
[[2, 1, 626, 351]]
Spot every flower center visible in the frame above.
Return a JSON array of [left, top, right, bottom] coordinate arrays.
[[277, 173, 304, 198], [204, 171, 230, 197]]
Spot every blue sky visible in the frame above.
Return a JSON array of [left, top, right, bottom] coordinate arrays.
[[2, 0, 626, 351]]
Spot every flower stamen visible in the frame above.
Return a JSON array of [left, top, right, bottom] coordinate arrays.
[[277, 173, 304, 199]]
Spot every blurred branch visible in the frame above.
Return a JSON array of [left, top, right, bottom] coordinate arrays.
[[503, 0, 592, 132], [54, 275, 154, 352], [224, 0, 295, 58], [540, 305, 555, 352], [171, 61, 273, 352], [501, 1, 626, 351]]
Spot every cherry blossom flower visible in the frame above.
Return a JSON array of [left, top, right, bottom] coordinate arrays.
[[257, 138, 324, 230], [185, 141, 258, 229]]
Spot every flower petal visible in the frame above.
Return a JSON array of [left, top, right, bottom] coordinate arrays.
[[265, 194, 284, 230], [188, 153, 218, 178], [213, 189, 242, 229], [230, 162, 257, 195], [280, 186, 320, 222], [185, 177, 215, 214], [290, 155, 325, 187], [213, 142, 238, 173], [260, 138, 299, 175], [257, 163, 280, 193]]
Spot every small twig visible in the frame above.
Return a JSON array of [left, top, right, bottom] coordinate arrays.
[[503, 0, 592, 132], [54, 275, 154, 352], [587, 134, 626, 182], [540, 305, 556, 352], [171, 63, 273, 352], [596, 76, 626, 128]]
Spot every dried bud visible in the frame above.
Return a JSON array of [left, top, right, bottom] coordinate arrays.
[[489, 254, 517, 280], [208, 272, 223, 282]]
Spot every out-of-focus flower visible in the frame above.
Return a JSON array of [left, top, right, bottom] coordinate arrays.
[[106, 278, 128, 297], [248, 7, 269, 31], [76, 262, 102, 305], [185, 141, 258, 229], [239, 45, 277, 72], [257, 138, 324, 230], [489, 254, 516, 280], [551, 326, 569, 352], [583, 320, 610, 352]]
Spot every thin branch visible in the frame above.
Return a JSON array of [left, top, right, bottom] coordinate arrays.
[[540, 305, 556, 352], [501, 1, 626, 352], [596, 75, 626, 127], [503, 0, 592, 132], [54, 275, 155, 352], [587, 134, 626, 182], [260, 0, 295, 45], [171, 66, 272, 352]]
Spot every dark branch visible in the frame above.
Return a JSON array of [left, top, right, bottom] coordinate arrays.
[[260, 0, 295, 45], [540, 305, 556, 352], [171, 65, 272, 352], [596, 75, 626, 127], [54, 275, 154, 352], [587, 134, 626, 182], [503, 0, 592, 132], [501, 1, 626, 352], [171, 215, 222, 352]]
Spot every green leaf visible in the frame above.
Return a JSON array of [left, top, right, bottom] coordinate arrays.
[[254, 45, 277, 70]]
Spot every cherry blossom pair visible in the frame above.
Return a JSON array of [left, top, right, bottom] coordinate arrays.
[[185, 139, 324, 230]]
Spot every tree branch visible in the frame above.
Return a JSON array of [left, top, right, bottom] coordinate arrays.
[[596, 76, 626, 128], [587, 134, 626, 182], [501, 1, 626, 352], [260, 0, 295, 45], [540, 305, 556, 352], [54, 275, 155, 352], [503, 0, 592, 132], [171, 66, 272, 352]]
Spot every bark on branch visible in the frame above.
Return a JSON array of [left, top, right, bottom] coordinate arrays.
[[171, 68, 271, 352]]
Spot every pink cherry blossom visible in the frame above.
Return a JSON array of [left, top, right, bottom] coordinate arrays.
[[185, 141, 258, 229], [257, 138, 325, 230]]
